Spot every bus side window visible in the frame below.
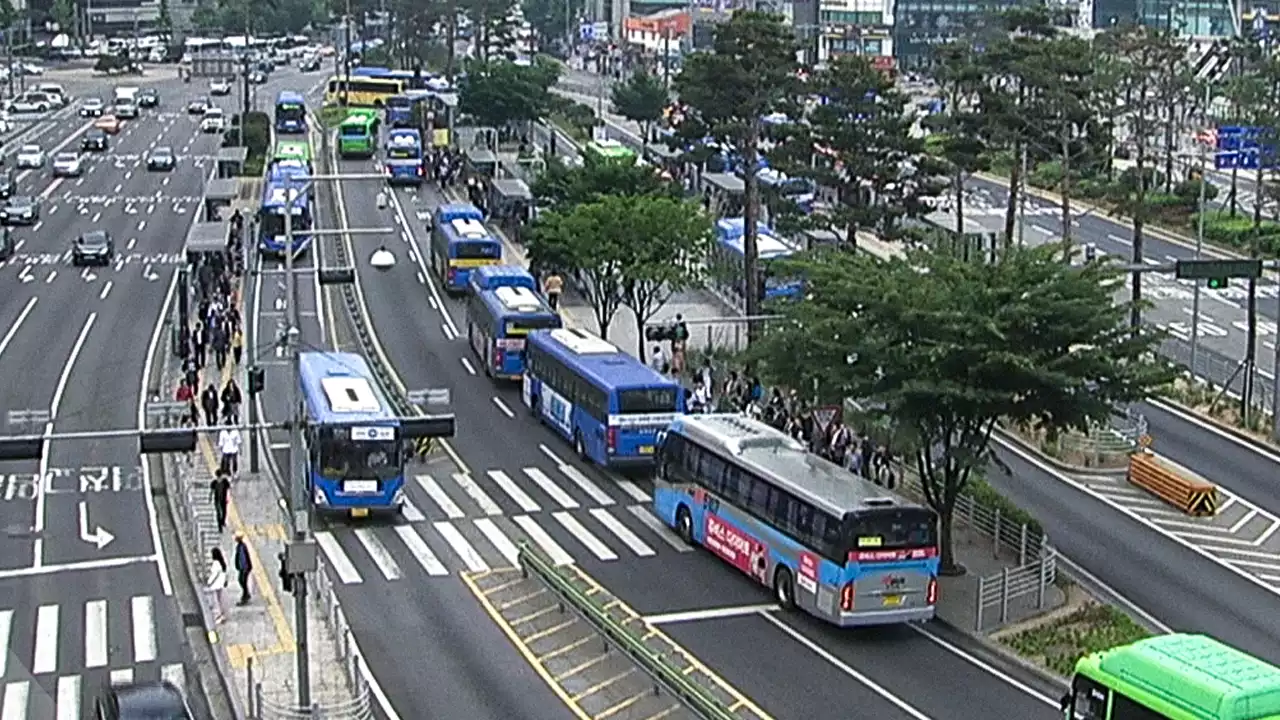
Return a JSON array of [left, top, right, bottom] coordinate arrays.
[[698, 452, 727, 492], [1110, 694, 1164, 720], [721, 466, 742, 504], [769, 488, 797, 531]]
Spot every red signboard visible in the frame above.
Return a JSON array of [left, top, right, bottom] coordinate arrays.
[[705, 514, 768, 583], [798, 552, 819, 594]]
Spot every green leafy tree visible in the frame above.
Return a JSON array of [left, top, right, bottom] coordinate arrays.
[[611, 70, 667, 145], [923, 42, 989, 239], [461, 0, 516, 63], [531, 155, 680, 210], [522, 0, 580, 53], [156, 0, 173, 34], [458, 59, 559, 129], [51, 0, 75, 37], [747, 246, 1174, 572], [674, 11, 798, 338], [784, 55, 934, 246]]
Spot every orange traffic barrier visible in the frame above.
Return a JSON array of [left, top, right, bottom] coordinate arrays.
[[1127, 451, 1218, 516]]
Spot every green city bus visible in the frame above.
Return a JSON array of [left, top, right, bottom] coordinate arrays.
[[337, 109, 380, 158], [1065, 634, 1280, 719], [273, 139, 313, 170], [582, 138, 636, 166]]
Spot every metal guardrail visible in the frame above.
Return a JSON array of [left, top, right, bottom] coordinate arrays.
[[897, 470, 1048, 565], [1159, 333, 1276, 419], [975, 551, 1058, 630], [517, 542, 740, 720], [243, 552, 373, 720]]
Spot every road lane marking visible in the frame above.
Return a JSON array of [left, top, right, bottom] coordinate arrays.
[[99, 280, 112, 300], [354, 529, 403, 580], [109, 668, 133, 685], [1, 681, 28, 720], [553, 511, 616, 560], [588, 508, 654, 557], [55, 675, 78, 720], [523, 467, 580, 509], [0, 298, 36, 362], [392, 525, 448, 576], [417, 475, 464, 519], [315, 531, 362, 583], [452, 473, 502, 515], [475, 518, 520, 566], [643, 603, 780, 625], [626, 505, 691, 552], [160, 663, 185, 693], [559, 465, 613, 506], [0, 611, 10, 677], [32, 604, 58, 673], [487, 470, 540, 512], [513, 515, 574, 566], [615, 480, 650, 503], [401, 497, 425, 522], [85, 599, 108, 668], [132, 595, 157, 662], [138, 269, 180, 596], [433, 521, 487, 572]]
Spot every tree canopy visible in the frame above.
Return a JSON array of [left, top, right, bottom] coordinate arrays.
[[531, 157, 682, 212], [611, 71, 668, 144], [528, 195, 712, 349], [458, 58, 560, 129], [746, 246, 1174, 570]]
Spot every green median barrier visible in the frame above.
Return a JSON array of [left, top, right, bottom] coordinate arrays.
[[516, 542, 739, 720]]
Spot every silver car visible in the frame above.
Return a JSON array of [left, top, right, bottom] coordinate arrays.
[[52, 152, 83, 177]]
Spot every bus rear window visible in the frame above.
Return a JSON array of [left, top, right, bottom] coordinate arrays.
[[506, 316, 559, 335], [617, 388, 677, 414], [388, 146, 418, 159], [455, 241, 500, 259], [339, 124, 367, 137], [387, 96, 411, 107], [848, 509, 937, 551]]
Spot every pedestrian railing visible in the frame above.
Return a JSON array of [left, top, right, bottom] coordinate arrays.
[[897, 470, 1048, 565], [974, 551, 1058, 631], [1158, 332, 1276, 419]]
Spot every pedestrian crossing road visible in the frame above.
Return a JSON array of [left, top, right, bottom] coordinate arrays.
[[0, 595, 186, 719], [318, 464, 694, 584]]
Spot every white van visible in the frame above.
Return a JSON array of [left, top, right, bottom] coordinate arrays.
[[113, 86, 139, 104], [35, 83, 65, 107]]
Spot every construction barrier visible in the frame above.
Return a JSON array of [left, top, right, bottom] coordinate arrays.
[[1127, 451, 1218, 516]]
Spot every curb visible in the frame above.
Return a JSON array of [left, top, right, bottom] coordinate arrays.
[[993, 426, 1128, 478], [1147, 395, 1280, 457]]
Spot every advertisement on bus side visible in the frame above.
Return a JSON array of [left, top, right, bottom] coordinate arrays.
[[798, 552, 819, 594], [705, 514, 768, 583]]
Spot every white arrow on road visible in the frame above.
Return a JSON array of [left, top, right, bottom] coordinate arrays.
[[19, 271, 33, 284], [78, 501, 115, 549], [83, 272, 97, 282]]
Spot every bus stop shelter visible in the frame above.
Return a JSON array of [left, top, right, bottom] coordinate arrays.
[[216, 146, 248, 179], [203, 178, 239, 222], [700, 173, 745, 218], [489, 178, 532, 241], [465, 147, 498, 182]]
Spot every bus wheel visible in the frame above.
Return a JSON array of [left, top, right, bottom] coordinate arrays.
[[773, 568, 797, 610], [574, 430, 587, 460], [675, 506, 695, 546]]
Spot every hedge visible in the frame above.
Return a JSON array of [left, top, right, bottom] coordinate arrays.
[[1195, 210, 1280, 253]]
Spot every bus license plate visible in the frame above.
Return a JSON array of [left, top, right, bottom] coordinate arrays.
[[351, 508, 369, 518], [639, 445, 654, 455], [882, 594, 903, 607]]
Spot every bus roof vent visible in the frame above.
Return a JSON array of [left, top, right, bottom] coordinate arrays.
[[320, 377, 381, 413], [702, 414, 806, 454], [450, 218, 488, 238], [862, 497, 897, 508], [551, 328, 618, 355], [494, 285, 543, 312]]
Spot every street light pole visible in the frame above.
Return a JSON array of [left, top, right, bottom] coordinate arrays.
[[1190, 142, 1207, 378]]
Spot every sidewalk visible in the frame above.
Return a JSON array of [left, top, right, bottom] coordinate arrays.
[[158, 259, 362, 717]]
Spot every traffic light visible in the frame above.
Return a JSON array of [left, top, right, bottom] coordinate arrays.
[[1207, 277, 1229, 289], [247, 366, 265, 395]]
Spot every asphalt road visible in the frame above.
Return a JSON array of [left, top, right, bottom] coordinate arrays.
[[0, 72, 226, 717], [306, 99, 1060, 718]]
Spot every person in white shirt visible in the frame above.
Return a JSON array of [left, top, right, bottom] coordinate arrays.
[[649, 345, 667, 375], [207, 547, 228, 624], [692, 384, 711, 413], [217, 427, 242, 476]]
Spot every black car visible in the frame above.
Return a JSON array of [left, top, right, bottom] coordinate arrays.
[[72, 230, 114, 266], [147, 146, 175, 171], [0, 196, 38, 225], [0, 171, 14, 199], [81, 128, 108, 152], [93, 681, 192, 720], [137, 88, 159, 108], [187, 97, 209, 114]]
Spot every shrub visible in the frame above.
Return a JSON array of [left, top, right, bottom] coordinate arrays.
[[1197, 211, 1280, 252], [1076, 178, 1109, 199], [1029, 160, 1064, 189], [241, 111, 271, 162]]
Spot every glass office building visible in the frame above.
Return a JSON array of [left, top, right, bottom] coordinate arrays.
[[1093, 0, 1236, 36]]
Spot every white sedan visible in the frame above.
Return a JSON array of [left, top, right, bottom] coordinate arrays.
[[51, 152, 83, 177], [200, 108, 225, 133], [14, 145, 44, 169]]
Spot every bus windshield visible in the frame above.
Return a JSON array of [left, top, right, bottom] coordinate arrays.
[[618, 388, 679, 414], [316, 427, 400, 480], [848, 509, 938, 553], [455, 241, 500, 259], [277, 103, 305, 123]]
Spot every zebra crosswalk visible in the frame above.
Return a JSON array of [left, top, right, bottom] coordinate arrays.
[[318, 503, 689, 583], [0, 595, 186, 720]]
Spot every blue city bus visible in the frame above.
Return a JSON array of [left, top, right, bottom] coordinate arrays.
[[258, 174, 311, 256], [384, 128, 424, 185], [709, 217, 803, 303], [275, 90, 307, 134], [523, 328, 685, 468], [653, 414, 939, 625], [432, 202, 484, 228], [298, 351, 405, 518], [466, 286, 562, 379], [385, 89, 433, 127], [429, 216, 502, 293], [469, 265, 537, 295]]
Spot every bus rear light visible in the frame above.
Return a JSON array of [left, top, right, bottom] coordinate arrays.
[[446, 267, 457, 283], [840, 583, 854, 611], [927, 578, 937, 605], [384, 164, 393, 176], [493, 347, 503, 369], [607, 426, 617, 453]]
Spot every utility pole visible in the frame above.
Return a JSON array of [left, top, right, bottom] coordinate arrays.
[[241, 16, 251, 118], [1017, 145, 1028, 247]]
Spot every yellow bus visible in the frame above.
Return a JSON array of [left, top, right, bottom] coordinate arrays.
[[323, 76, 404, 108]]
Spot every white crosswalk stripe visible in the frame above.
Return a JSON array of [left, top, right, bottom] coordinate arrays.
[[84, 600, 108, 669], [0, 611, 11, 679], [0, 662, 190, 720], [316, 531, 364, 584], [589, 508, 655, 557], [131, 596, 156, 663], [628, 505, 693, 552], [486, 470, 540, 512], [553, 512, 616, 560], [474, 518, 520, 566], [109, 668, 133, 686], [514, 515, 575, 566], [401, 498, 426, 522], [393, 525, 448, 576], [523, 468, 580, 509], [2, 681, 27, 720], [33, 606, 58, 674], [435, 522, 489, 573], [558, 465, 614, 506], [418, 475, 464, 519], [354, 529, 403, 580], [55, 675, 79, 720], [451, 473, 503, 515]]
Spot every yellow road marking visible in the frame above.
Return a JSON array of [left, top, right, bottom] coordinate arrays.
[[641, 706, 681, 720], [570, 669, 636, 702], [594, 693, 645, 720], [459, 570, 592, 720], [484, 576, 527, 596]]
